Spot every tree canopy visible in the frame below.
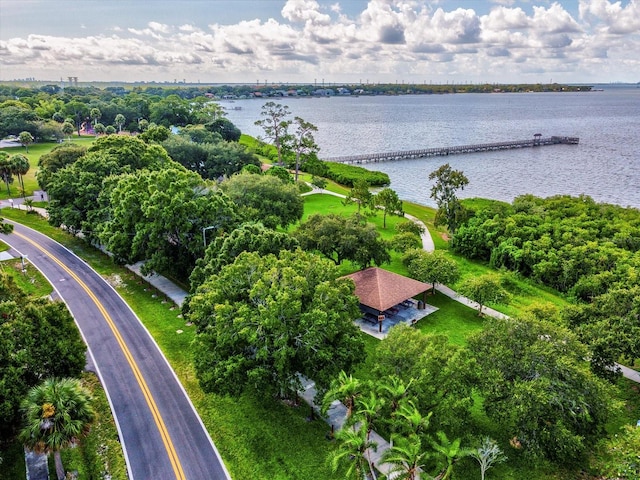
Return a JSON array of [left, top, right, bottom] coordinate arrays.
[[187, 249, 364, 399], [221, 172, 304, 229], [189, 222, 299, 291], [467, 314, 617, 464], [97, 165, 239, 278], [0, 273, 86, 435], [47, 136, 172, 236], [295, 213, 391, 269], [402, 249, 460, 294], [162, 135, 259, 180]]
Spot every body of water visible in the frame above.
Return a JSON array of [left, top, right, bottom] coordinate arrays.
[[224, 86, 640, 209]]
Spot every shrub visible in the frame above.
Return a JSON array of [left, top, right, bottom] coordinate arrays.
[[323, 162, 390, 187]]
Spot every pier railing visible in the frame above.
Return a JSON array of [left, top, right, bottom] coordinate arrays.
[[323, 135, 579, 164]]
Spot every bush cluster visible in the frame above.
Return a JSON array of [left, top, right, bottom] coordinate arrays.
[[322, 162, 390, 187]]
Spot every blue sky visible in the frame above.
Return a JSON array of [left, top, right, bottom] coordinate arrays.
[[1, 0, 638, 84]]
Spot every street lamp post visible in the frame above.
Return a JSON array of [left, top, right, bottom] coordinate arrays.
[[202, 226, 217, 250]]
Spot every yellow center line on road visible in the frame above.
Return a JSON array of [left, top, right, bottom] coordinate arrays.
[[15, 231, 186, 480]]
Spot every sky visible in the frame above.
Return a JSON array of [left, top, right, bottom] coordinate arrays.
[[1, 0, 639, 84]]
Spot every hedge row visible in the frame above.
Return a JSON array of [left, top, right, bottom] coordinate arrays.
[[322, 162, 390, 187]]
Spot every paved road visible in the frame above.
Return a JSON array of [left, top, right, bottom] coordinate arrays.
[[2, 221, 230, 480]]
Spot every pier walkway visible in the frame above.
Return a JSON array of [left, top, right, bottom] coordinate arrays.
[[323, 135, 579, 164]]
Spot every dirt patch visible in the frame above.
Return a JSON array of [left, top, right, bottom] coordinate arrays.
[[104, 274, 125, 289]]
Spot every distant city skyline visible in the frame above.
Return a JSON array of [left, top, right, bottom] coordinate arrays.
[[1, 0, 638, 84]]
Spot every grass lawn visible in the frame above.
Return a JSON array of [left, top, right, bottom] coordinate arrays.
[[0, 257, 53, 298], [416, 291, 486, 345], [0, 136, 95, 200]]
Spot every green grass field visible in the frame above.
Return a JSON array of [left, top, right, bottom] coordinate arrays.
[[0, 136, 95, 200]]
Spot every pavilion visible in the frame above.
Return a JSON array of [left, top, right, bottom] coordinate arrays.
[[344, 267, 433, 335]]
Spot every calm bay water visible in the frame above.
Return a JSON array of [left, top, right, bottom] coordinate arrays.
[[224, 86, 640, 209]]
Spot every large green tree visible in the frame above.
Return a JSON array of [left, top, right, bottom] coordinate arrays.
[[221, 172, 303, 229], [97, 165, 239, 279], [188, 249, 364, 399], [402, 249, 460, 294], [162, 135, 259, 180], [0, 102, 39, 139], [19, 378, 94, 480], [467, 315, 618, 463], [429, 163, 469, 233], [37, 143, 87, 191], [375, 187, 404, 228], [149, 94, 192, 127], [206, 118, 241, 142], [295, 213, 391, 269], [0, 273, 85, 434], [47, 136, 171, 236], [189, 222, 299, 290]]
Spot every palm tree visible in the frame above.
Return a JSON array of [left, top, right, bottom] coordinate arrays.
[[19, 378, 95, 480], [429, 431, 471, 480], [114, 113, 126, 133], [0, 152, 14, 194], [352, 390, 383, 439], [396, 401, 432, 437], [379, 376, 412, 415], [328, 420, 378, 480], [10, 153, 30, 198], [322, 370, 364, 419], [89, 107, 101, 127], [61, 121, 74, 141], [382, 434, 432, 480]]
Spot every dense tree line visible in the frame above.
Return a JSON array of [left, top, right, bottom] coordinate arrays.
[[450, 194, 640, 374], [0, 83, 245, 141], [0, 272, 86, 436], [452, 194, 640, 294]]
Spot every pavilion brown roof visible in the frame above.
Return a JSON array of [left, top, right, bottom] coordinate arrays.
[[344, 267, 431, 312]]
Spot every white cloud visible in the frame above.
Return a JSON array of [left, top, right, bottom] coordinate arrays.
[[281, 0, 332, 24], [0, 1, 638, 83], [579, 0, 640, 34]]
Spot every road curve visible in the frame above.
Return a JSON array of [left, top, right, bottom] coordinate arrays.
[[2, 221, 231, 480]]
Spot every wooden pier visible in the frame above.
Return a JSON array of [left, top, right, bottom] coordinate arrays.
[[323, 135, 579, 164]]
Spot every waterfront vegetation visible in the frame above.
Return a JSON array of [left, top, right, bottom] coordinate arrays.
[[1, 98, 639, 479]]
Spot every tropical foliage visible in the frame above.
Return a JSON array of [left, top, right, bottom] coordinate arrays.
[[19, 378, 94, 480]]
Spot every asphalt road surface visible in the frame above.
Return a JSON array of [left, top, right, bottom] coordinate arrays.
[[3, 221, 231, 480]]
